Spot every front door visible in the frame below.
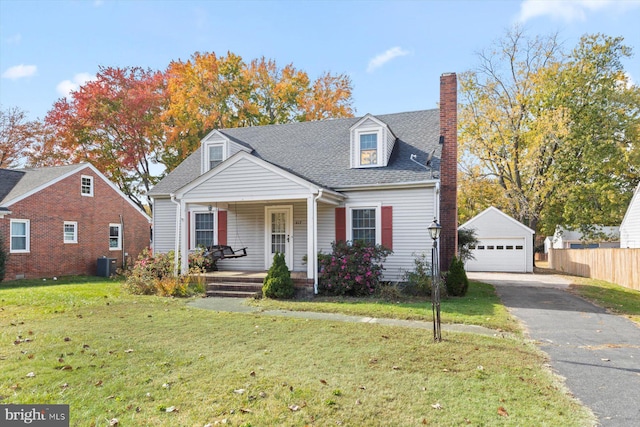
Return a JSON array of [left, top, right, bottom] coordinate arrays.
[[265, 206, 293, 269]]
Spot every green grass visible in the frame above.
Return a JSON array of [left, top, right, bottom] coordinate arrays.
[[0, 277, 593, 426], [251, 281, 519, 332], [568, 276, 640, 325]]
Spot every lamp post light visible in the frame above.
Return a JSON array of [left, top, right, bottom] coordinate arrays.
[[428, 218, 442, 342]]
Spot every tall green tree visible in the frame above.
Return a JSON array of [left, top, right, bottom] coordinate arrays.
[[459, 28, 639, 235]]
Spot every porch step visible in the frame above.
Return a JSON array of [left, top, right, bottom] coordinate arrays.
[[206, 281, 262, 298]]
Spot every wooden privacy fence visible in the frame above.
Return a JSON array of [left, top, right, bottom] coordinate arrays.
[[549, 248, 640, 291]]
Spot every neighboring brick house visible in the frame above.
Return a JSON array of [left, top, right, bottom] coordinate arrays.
[[149, 73, 459, 293], [0, 163, 151, 280]]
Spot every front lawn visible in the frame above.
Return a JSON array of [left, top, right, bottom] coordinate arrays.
[[0, 277, 593, 426], [252, 281, 519, 332]]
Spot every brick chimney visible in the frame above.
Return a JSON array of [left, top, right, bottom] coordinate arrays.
[[438, 72, 458, 272]]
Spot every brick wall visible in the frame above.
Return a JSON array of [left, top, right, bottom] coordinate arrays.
[[439, 72, 458, 272], [1, 168, 150, 280]]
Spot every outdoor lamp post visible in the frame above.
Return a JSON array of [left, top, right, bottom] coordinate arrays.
[[428, 218, 442, 342]]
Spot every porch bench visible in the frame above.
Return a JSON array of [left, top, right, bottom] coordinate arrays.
[[206, 245, 248, 262]]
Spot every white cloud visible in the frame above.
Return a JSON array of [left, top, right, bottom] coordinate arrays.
[[517, 0, 640, 23], [2, 64, 37, 79], [367, 47, 411, 73], [5, 33, 22, 44], [56, 73, 96, 98]]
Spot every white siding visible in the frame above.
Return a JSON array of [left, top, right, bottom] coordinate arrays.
[[185, 158, 310, 200], [317, 203, 336, 254], [214, 201, 309, 273], [621, 185, 640, 248], [153, 198, 177, 254], [335, 186, 436, 282]]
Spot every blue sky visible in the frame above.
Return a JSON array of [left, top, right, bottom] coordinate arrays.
[[1, 0, 639, 122]]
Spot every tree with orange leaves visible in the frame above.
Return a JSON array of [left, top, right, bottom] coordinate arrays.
[[161, 52, 353, 170]]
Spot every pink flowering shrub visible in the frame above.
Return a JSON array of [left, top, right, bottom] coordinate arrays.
[[318, 240, 392, 296]]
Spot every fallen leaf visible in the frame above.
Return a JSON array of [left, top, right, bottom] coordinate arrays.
[[26, 372, 35, 378], [289, 385, 294, 392], [497, 406, 509, 417], [61, 383, 68, 389], [320, 379, 328, 385], [288, 405, 300, 411], [359, 385, 366, 390], [27, 354, 34, 359], [125, 349, 134, 353], [431, 403, 442, 410], [10, 384, 20, 390], [240, 408, 252, 413], [601, 358, 610, 362], [64, 337, 71, 342], [355, 399, 362, 405], [83, 344, 90, 349], [259, 392, 267, 398], [381, 335, 389, 339], [392, 366, 400, 370], [233, 389, 245, 394], [442, 368, 449, 372], [106, 395, 115, 400], [109, 419, 118, 426], [250, 370, 256, 377], [165, 406, 178, 412], [95, 380, 103, 387], [60, 365, 73, 371]]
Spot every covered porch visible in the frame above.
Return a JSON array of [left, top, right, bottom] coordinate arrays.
[[173, 151, 345, 292]]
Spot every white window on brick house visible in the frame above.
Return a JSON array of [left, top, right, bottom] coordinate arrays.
[[109, 223, 122, 250], [10, 219, 30, 253], [64, 221, 78, 243], [81, 175, 94, 197]]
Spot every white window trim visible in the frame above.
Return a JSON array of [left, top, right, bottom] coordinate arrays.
[[346, 203, 382, 245], [190, 207, 218, 250], [352, 128, 383, 168], [10, 219, 30, 253], [109, 223, 122, 251], [81, 175, 94, 197], [64, 221, 78, 244], [205, 142, 227, 171]]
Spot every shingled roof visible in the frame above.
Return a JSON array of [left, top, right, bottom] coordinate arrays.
[[150, 109, 441, 197]]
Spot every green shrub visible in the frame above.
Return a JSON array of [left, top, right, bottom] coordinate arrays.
[[318, 240, 392, 297], [262, 252, 295, 299], [445, 256, 469, 297], [401, 252, 433, 296]]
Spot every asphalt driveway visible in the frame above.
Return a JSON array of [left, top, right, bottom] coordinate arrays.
[[469, 272, 640, 427]]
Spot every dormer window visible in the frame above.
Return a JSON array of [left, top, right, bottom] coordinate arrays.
[[209, 144, 224, 170], [360, 134, 378, 166], [350, 114, 396, 169]]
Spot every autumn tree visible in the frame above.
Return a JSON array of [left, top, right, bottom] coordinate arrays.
[[162, 52, 353, 170], [459, 28, 639, 235], [0, 106, 41, 168], [42, 66, 165, 211]]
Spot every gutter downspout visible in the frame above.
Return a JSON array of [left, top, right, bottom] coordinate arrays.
[[313, 189, 324, 294], [170, 194, 181, 276]]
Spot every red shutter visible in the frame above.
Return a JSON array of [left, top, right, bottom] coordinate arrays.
[[218, 210, 227, 246], [335, 207, 346, 242], [381, 206, 393, 250]]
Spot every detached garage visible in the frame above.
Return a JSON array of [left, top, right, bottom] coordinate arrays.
[[459, 206, 535, 273]]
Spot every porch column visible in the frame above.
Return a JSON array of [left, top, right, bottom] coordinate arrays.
[[180, 200, 189, 275], [307, 195, 316, 284]]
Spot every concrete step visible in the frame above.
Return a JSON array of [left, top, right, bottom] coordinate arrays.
[[206, 289, 260, 298]]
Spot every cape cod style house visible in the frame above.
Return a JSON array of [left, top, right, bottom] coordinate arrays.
[[149, 73, 458, 294], [0, 163, 151, 280]]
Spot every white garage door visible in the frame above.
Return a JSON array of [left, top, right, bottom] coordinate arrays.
[[465, 238, 526, 272]]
